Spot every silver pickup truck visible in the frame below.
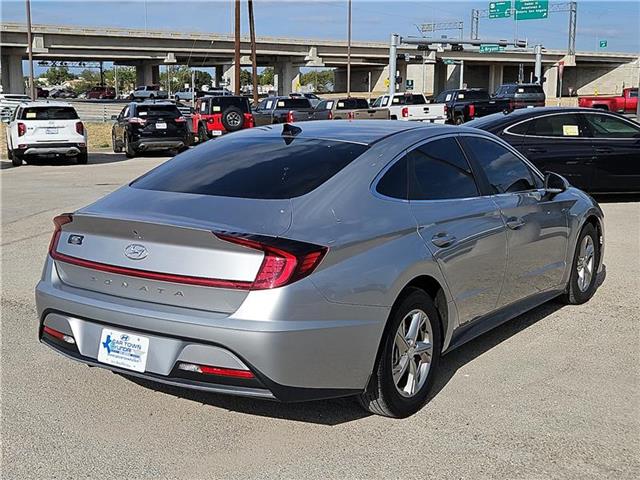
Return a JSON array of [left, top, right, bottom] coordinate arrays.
[[371, 93, 446, 123]]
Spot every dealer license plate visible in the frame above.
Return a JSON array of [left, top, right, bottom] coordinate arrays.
[[97, 328, 149, 372]]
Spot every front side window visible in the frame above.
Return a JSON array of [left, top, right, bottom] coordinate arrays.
[[583, 114, 640, 138], [408, 137, 479, 200], [462, 136, 536, 194], [132, 136, 369, 199], [528, 114, 586, 137]]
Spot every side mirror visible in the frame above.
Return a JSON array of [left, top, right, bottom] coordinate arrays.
[[111, 115, 118, 120], [544, 171, 569, 195], [1, 116, 10, 124]]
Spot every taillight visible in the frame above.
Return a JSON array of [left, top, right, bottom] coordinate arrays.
[[468, 104, 475, 119], [215, 232, 328, 290], [328, 110, 334, 120], [75, 121, 84, 135], [17, 122, 26, 136], [286, 111, 295, 123], [401, 107, 409, 118], [247, 113, 255, 128], [347, 111, 354, 120], [177, 362, 254, 379], [128, 117, 146, 125], [48, 214, 73, 256], [174, 116, 186, 123]]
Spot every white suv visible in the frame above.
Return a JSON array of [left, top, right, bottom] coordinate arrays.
[[129, 85, 168, 101], [5, 101, 88, 167]]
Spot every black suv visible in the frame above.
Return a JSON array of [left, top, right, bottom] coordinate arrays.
[[493, 83, 546, 109], [111, 101, 190, 158]]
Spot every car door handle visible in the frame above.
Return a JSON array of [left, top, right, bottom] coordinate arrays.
[[595, 147, 613, 153], [506, 217, 526, 230], [527, 147, 547, 153], [431, 233, 457, 248]]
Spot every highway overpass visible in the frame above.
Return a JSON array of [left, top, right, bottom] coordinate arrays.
[[1, 22, 638, 98]]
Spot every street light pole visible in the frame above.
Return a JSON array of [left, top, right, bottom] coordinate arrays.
[[346, 0, 352, 97], [25, 0, 35, 99]]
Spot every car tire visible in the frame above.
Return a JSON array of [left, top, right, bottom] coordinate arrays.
[[149, 94, 155, 100], [11, 150, 22, 167], [454, 115, 465, 125], [198, 123, 209, 143], [358, 287, 441, 418], [561, 223, 600, 305], [128, 94, 135, 101], [7, 145, 13, 160], [221, 106, 244, 132], [77, 152, 88, 164], [112, 132, 122, 153], [124, 135, 136, 158]]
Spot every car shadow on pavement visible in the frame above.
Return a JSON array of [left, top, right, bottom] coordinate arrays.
[[0, 151, 174, 169], [120, 271, 605, 426]]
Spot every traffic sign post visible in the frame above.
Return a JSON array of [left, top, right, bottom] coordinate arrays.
[[489, 1, 511, 19], [514, 0, 548, 20], [599, 40, 608, 49], [479, 44, 505, 53]]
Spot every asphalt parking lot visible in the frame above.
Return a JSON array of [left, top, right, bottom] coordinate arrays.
[[1, 153, 638, 479]]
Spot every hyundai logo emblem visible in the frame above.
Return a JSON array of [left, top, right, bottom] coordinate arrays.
[[124, 244, 148, 260]]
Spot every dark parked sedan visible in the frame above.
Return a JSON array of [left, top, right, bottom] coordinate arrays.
[[467, 107, 640, 193]]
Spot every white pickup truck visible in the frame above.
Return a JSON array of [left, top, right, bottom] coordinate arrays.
[[371, 93, 446, 123]]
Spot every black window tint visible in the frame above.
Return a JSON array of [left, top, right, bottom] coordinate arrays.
[[277, 98, 311, 109], [629, 89, 638, 98], [522, 86, 543, 94], [136, 105, 181, 117], [583, 114, 640, 138], [337, 98, 369, 109], [132, 136, 369, 199], [210, 97, 251, 111], [463, 136, 535, 194], [529, 114, 584, 137], [408, 138, 478, 200], [463, 90, 489, 101], [507, 120, 531, 135], [20, 107, 78, 120], [376, 157, 408, 199]]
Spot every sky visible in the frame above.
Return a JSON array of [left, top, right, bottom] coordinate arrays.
[[1, 0, 638, 77]]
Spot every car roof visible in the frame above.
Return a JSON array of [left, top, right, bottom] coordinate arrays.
[[132, 100, 175, 106], [245, 120, 461, 146]]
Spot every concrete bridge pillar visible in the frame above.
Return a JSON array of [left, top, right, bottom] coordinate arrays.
[[488, 64, 503, 94], [274, 62, 300, 95], [220, 64, 235, 91], [135, 63, 160, 86], [543, 65, 558, 100], [1, 55, 25, 94]]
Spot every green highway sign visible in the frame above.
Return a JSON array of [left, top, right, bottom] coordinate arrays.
[[489, 1, 512, 19], [479, 44, 505, 53], [514, 0, 548, 20], [442, 59, 456, 65], [599, 40, 608, 48]]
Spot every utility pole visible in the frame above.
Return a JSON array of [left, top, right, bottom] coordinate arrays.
[[248, 0, 258, 106], [346, 0, 352, 97], [388, 33, 400, 96], [234, 0, 241, 95], [114, 64, 118, 98], [25, 0, 35, 99]]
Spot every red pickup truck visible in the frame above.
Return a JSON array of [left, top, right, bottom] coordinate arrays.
[[578, 87, 638, 113]]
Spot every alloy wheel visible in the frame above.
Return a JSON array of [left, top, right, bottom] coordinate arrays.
[[392, 309, 433, 398], [576, 235, 595, 292]]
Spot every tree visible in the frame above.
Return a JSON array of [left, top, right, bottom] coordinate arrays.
[[104, 66, 136, 94], [240, 68, 252, 87], [259, 67, 274, 86], [160, 66, 213, 92], [43, 66, 75, 86], [299, 69, 334, 93]]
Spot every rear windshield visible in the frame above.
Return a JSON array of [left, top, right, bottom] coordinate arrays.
[[136, 105, 181, 117], [336, 98, 369, 109], [207, 97, 250, 112], [19, 106, 78, 120], [517, 86, 544, 95], [132, 135, 369, 199], [275, 98, 312, 109], [459, 90, 489, 100], [391, 95, 426, 105]]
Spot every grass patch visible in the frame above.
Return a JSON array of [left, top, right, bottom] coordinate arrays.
[[0, 122, 114, 159]]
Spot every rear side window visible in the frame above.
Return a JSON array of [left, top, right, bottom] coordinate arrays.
[[20, 107, 78, 120], [376, 157, 408, 199], [136, 105, 181, 118], [528, 114, 585, 137], [336, 98, 369, 109], [462, 136, 536, 194], [408, 137, 478, 200], [132, 136, 369, 199]]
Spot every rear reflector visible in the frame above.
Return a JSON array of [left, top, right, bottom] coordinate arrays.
[[43, 325, 76, 344], [177, 362, 254, 379]]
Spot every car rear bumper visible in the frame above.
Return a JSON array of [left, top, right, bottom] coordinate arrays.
[[131, 138, 186, 151], [19, 143, 86, 157], [35, 256, 387, 402]]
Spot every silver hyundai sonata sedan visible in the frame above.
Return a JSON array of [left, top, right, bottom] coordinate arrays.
[[36, 120, 604, 417]]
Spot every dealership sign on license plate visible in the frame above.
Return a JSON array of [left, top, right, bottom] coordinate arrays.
[[97, 328, 149, 372]]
